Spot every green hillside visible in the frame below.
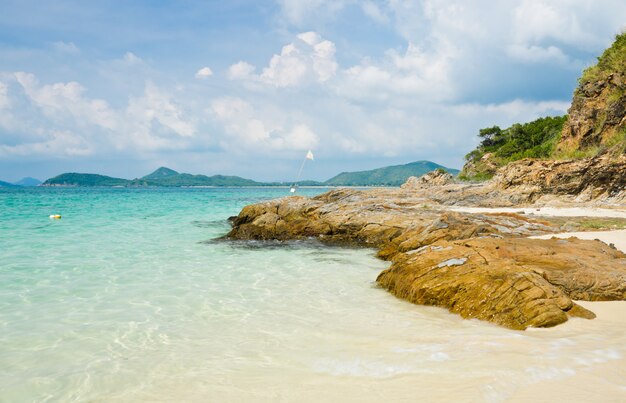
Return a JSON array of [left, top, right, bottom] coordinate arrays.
[[141, 167, 179, 181], [137, 167, 261, 187], [324, 161, 460, 186], [43, 168, 262, 187], [42, 173, 130, 186]]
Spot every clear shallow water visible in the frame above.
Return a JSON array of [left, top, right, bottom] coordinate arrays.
[[1, 188, 625, 402]]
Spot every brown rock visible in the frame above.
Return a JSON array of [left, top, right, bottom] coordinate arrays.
[[491, 154, 626, 203], [401, 169, 455, 189], [376, 237, 624, 330], [226, 188, 626, 330]]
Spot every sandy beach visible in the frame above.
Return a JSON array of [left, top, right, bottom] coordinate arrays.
[[449, 206, 626, 219], [448, 206, 626, 402]]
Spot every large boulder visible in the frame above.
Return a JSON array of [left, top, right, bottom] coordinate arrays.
[[401, 169, 454, 189], [377, 237, 626, 330]]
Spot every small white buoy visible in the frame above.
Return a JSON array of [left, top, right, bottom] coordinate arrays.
[[49, 214, 62, 219]]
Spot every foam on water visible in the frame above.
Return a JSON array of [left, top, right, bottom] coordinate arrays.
[[1, 187, 626, 402]]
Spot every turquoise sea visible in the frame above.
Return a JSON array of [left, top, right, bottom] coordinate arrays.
[[1, 187, 625, 402]]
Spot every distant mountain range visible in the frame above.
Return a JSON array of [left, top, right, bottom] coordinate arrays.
[[0, 177, 42, 188], [36, 161, 459, 187]]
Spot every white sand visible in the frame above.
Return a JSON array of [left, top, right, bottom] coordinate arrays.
[[511, 211, 626, 402], [449, 206, 626, 218], [448, 205, 626, 401]]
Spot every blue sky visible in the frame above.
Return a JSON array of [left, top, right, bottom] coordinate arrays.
[[1, 0, 625, 182]]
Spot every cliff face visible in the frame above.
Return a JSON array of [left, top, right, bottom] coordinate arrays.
[[460, 33, 626, 181], [558, 33, 626, 155], [492, 154, 626, 203], [556, 33, 626, 154]]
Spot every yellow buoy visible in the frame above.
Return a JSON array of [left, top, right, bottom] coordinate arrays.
[[49, 214, 62, 219]]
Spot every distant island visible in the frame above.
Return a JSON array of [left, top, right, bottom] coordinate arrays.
[[37, 161, 459, 188], [0, 177, 42, 188]]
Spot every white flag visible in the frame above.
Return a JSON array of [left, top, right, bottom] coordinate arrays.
[[306, 150, 314, 161]]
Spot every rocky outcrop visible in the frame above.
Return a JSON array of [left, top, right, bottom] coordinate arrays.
[[557, 33, 626, 154], [401, 170, 454, 189], [491, 154, 626, 203], [459, 152, 500, 180], [378, 237, 624, 330], [226, 188, 626, 330], [558, 72, 626, 153]]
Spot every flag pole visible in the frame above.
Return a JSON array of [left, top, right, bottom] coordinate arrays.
[[291, 150, 314, 193], [295, 156, 307, 183]]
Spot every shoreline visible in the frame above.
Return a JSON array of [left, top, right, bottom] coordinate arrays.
[[227, 187, 626, 330]]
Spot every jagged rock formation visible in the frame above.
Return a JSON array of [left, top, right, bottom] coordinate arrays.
[[401, 169, 454, 189], [558, 33, 626, 154], [491, 154, 626, 203], [377, 237, 625, 330], [226, 188, 626, 330]]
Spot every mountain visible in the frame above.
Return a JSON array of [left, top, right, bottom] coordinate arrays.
[[137, 167, 261, 187], [324, 161, 460, 186], [141, 167, 179, 181], [41, 161, 460, 188], [42, 173, 130, 187], [14, 177, 42, 186], [137, 173, 260, 187], [0, 180, 19, 188], [42, 168, 263, 187]]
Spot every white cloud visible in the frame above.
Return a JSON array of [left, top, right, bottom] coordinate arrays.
[[210, 96, 319, 151], [195, 66, 213, 79], [228, 61, 256, 80], [228, 32, 337, 87], [507, 44, 569, 64], [338, 41, 457, 102], [52, 41, 80, 54], [123, 52, 142, 65], [0, 130, 92, 157], [14, 72, 118, 130], [453, 99, 570, 120], [512, 0, 591, 49], [361, 1, 389, 24], [296, 31, 320, 46], [1, 72, 200, 158], [126, 82, 196, 151]]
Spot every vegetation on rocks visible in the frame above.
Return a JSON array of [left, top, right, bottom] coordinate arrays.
[[460, 115, 566, 180], [579, 32, 626, 86], [462, 32, 626, 181]]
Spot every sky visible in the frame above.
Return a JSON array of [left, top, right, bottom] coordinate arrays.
[[1, 0, 625, 182]]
